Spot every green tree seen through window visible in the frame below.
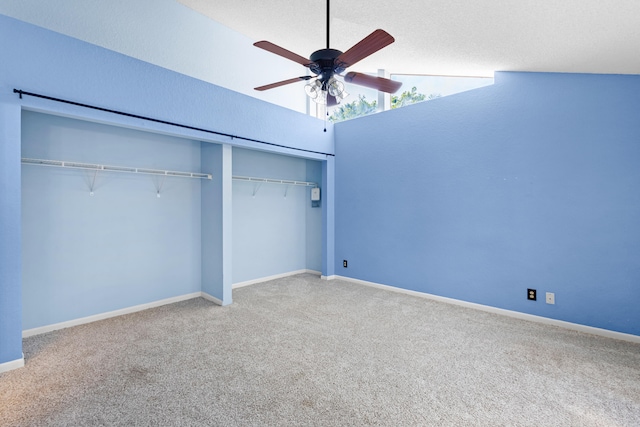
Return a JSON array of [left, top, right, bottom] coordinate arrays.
[[328, 86, 439, 123]]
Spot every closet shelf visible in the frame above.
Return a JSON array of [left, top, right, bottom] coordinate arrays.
[[21, 158, 212, 180], [232, 175, 317, 187]]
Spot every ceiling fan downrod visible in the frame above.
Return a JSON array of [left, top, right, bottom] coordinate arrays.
[[326, 0, 330, 49]]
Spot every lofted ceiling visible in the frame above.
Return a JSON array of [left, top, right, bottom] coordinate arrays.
[[178, 0, 640, 78]]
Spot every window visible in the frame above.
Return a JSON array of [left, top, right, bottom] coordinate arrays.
[[326, 73, 493, 123], [391, 74, 493, 101]]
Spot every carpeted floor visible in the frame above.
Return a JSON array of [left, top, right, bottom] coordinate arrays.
[[1, 274, 639, 426]]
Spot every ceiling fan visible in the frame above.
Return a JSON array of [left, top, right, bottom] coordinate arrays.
[[253, 0, 402, 107]]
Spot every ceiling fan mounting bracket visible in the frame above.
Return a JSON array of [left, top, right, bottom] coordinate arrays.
[[309, 48, 345, 81], [309, 48, 342, 62]]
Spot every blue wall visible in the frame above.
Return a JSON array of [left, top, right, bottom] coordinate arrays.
[[201, 143, 232, 304], [21, 111, 203, 329], [306, 160, 323, 271], [0, 103, 22, 364], [3, 7, 639, 372], [0, 14, 333, 155], [334, 71, 640, 336], [232, 148, 322, 283], [0, 14, 334, 366], [0, 0, 307, 112]]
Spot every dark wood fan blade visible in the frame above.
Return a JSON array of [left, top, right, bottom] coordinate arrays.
[[344, 72, 402, 94], [255, 76, 311, 91], [327, 94, 338, 107], [254, 41, 312, 66], [336, 29, 395, 68]]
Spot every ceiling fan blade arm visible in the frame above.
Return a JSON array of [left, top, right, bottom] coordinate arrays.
[[254, 41, 312, 66], [344, 72, 402, 94], [336, 29, 395, 68], [255, 76, 312, 91]]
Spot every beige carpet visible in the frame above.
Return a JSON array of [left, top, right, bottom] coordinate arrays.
[[1, 274, 639, 426]]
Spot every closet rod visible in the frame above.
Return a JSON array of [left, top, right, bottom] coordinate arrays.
[[21, 158, 212, 180], [233, 175, 317, 187]]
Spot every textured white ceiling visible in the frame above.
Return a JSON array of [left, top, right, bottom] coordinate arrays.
[[178, 0, 640, 77]]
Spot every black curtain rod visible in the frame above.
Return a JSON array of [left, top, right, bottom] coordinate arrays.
[[13, 89, 334, 157]]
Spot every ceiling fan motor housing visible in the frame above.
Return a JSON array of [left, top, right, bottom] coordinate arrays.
[[309, 48, 345, 82]]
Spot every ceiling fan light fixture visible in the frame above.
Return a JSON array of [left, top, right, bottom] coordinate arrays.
[[304, 79, 322, 99], [306, 78, 347, 105], [336, 89, 349, 103], [310, 90, 327, 105], [327, 78, 345, 97]]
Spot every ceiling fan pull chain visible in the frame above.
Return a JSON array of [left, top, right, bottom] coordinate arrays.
[[324, 104, 328, 132]]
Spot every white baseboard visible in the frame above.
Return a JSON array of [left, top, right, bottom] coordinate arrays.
[[0, 354, 25, 373], [335, 275, 640, 344], [321, 275, 337, 281], [22, 292, 202, 338], [233, 269, 321, 289], [200, 291, 224, 306], [21, 270, 323, 338]]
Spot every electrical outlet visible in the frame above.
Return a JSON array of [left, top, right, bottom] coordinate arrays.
[[527, 288, 537, 301], [546, 292, 555, 304], [343, 260, 348, 268]]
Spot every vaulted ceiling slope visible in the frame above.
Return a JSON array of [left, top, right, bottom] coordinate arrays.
[[179, 0, 640, 77]]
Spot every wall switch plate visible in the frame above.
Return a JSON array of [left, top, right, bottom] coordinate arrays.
[[343, 260, 348, 268], [527, 288, 537, 301], [546, 292, 555, 304]]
